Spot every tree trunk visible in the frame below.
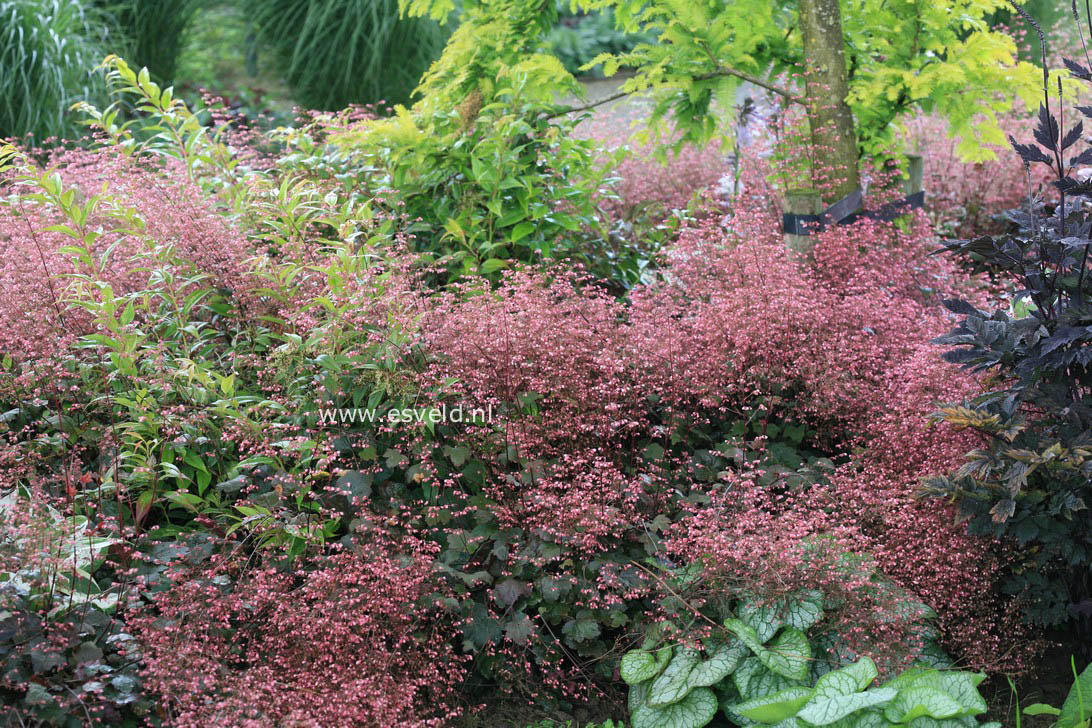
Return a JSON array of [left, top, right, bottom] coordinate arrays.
[[798, 0, 860, 203]]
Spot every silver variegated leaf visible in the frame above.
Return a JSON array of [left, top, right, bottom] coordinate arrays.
[[622, 646, 673, 685], [759, 627, 811, 681], [812, 658, 879, 699], [632, 686, 718, 728], [690, 638, 748, 687], [648, 647, 701, 707], [796, 688, 897, 725], [883, 687, 964, 723], [733, 657, 806, 699], [782, 590, 824, 631], [909, 672, 986, 715], [630, 678, 652, 713], [741, 600, 784, 643]]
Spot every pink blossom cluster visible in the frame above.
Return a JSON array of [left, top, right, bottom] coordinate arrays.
[[576, 113, 730, 218], [0, 97, 1054, 722], [133, 528, 466, 728]]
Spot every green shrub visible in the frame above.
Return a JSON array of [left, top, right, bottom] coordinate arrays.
[[333, 69, 631, 284]]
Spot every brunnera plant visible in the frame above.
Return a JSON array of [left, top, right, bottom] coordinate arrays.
[[620, 590, 997, 728], [927, 3, 1092, 631]]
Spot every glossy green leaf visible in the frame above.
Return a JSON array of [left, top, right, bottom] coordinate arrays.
[[479, 257, 509, 274], [1060, 662, 1092, 728], [733, 686, 814, 723], [883, 687, 964, 723], [510, 221, 535, 242]]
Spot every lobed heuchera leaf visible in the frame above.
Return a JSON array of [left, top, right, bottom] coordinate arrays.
[[632, 686, 718, 728], [733, 686, 815, 723], [649, 647, 701, 706], [622, 646, 674, 686], [796, 688, 898, 725], [883, 687, 964, 723]]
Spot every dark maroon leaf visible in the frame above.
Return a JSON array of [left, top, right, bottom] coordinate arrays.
[[1062, 121, 1084, 150], [1070, 147, 1092, 166], [1065, 57, 1092, 80], [1010, 136, 1053, 165], [1035, 104, 1060, 151]]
